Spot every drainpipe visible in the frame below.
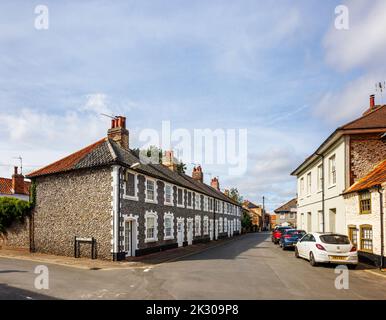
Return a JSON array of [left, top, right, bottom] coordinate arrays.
[[316, 153, 325, 232], [377, 186, 384, 269], [213, 198, 216, 240]]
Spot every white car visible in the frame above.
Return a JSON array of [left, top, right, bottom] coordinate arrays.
[[295, 232, 358, 268]]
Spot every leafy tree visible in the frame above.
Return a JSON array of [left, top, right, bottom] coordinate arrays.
[[176, 162, 187, 174], [241, 209, 252, 229], [0, 197, 31, 235], [228, 188, 243, 204]]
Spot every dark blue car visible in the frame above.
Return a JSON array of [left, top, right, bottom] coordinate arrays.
[[279, 229, 306, 250]]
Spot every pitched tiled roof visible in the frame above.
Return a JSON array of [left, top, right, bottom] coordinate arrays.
[[0, 177, 30, 195], [26, 138, 240, 205], [274, 198, 297, 213], [292, 105, 386, 176], [345, 159, 386, 193], [340, 105, 386, 130], [27, 138, 112, 178]]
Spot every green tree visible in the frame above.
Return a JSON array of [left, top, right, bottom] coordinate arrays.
[[228, 188, 243, 204], [241, 209, 252, 229]]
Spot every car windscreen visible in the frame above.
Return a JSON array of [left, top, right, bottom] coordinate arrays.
[[287, 230, 305, 236], [320, 234, 350, 244]]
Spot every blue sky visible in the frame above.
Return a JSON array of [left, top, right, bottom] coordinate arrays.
[[1, 0, 386, 210]]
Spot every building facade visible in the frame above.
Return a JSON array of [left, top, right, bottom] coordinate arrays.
[[344, 159, 386, 267], [292, 95, 386, 235], [274, 198, 297, 227], [22, 116, 242, 260]]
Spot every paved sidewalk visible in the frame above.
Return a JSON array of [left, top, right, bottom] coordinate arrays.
[[0, 234, 244, 270]]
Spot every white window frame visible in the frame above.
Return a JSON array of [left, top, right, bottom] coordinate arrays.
[[203, 216, 209, 235], [219, 217, 223, 233], [163, 212, 174, 240], [306, 172, 311, 196], [209, 198, 213, 211], [123, 170, 138, 201], [145, 177, 158, 204], [195, 215, 201, 236], [224, 217, 228, 232], [164, 183, 174, 206], [203, 196, 208, 211], [194, 193, 201, 211], [328, 154, 336, 187], [177, 187, 185, 208], [144, 210, 158, 243], [186, 190, 193, 209], [300, 177, 304, 197], [317, 164, 323, 192]]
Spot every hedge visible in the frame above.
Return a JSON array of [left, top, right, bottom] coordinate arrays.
[[0, 197, 31, 235]]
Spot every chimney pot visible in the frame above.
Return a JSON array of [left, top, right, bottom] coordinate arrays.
[[14, 166, 18, 175], [192, 165, 203, 183], [107, 116, 129, 150]]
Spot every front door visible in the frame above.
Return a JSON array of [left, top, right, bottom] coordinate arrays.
[[124, 220, 133, 256], [177, 221, 184, 247], [187, 220, 193, 245]]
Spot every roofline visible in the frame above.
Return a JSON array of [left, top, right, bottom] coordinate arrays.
[[291, 127, 386, 176]]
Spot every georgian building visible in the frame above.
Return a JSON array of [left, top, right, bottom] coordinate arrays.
[[291, 95, 386, 235], [274, 198, 297, 227], [7, 116, 242, 260]]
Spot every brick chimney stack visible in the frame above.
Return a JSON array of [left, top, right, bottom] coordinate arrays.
[[163, 150, 177, 171], [211, 177, 220, 191], [192, 165, 203, 183], [107, 116, 129, 150], [12, 166, 25, 195], [370, 94, 375, 109]]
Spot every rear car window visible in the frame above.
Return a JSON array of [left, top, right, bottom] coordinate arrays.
[[287, 230, 305, 236], [320, 234, 350, 244]]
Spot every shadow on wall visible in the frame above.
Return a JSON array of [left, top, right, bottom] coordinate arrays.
[[0, 283, 59, 300]]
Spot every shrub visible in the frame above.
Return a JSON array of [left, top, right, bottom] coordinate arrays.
[[0, 197, 31, 235]]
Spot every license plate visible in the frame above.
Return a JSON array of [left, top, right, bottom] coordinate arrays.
[[329, 255, 347, 261]]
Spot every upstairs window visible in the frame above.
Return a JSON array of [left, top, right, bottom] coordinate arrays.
[[195, 193, 201, 210], [165, 184, 172, 205], [328, 155, 336, 186], [146, 179, 155, 201], [306, 172, 311, 195], [125, 172, 136, 197], [300, 178, 304, 197], [208, 198, 213, 211], [177, 188, 184, 206], [359, 191, 371, 214], [187, 191, 192, 208], [317, 164, 323, 191]]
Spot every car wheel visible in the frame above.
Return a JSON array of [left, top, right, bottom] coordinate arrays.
[[295, 247, 300, 258], [282, 245, 286, 251], [348, 264, 357, 270], [309, 252, 318, 267]]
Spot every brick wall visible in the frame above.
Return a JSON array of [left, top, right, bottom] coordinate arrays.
[[350, 133, 386, 184]]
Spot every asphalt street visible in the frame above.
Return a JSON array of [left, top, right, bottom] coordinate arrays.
[[1, 232, 385, 299]]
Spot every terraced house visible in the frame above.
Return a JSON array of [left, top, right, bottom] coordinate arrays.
[[22, 116, 242, 260]]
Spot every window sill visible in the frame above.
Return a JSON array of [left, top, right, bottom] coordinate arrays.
[[359, 212, 372, 215], [187, 206, 193, 209], [123, 195, 138, 201], [164, 202, 174, 206], [145, 199, 158, 204], [145, 238, 158, 243], [177, 204, 185, 208], [163, 236, 174, 240], [328, 184, 336, 189]]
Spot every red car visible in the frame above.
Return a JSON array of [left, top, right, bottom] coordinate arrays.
[[272, 226, 292, 244]]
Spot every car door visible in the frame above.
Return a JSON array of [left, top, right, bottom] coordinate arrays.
[[297, 234, 311, 258]]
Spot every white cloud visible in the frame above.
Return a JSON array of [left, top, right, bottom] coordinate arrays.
[[324, 0, 386, 72], [82, 93, 111, 115]]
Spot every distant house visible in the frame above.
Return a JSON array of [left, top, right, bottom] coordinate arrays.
[[274, 198, 297, 227], [343, 159, 386, 267], [242, 200, 263, 231], [269, 214, 277, 229], [0, 167, 30, 201]]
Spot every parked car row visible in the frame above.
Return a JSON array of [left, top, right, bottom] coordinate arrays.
[[271, 226, 358, 269]]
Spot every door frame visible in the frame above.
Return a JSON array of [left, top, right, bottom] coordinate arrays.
[[123, 215, 138, 257], [177, 217, 185, 247]]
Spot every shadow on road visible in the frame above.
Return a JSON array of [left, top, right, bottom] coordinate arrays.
[[0, 283, 59, 300], [0, 270, 28, 274]]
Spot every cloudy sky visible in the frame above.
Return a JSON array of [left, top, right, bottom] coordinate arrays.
[[1, 0, 386, 210]]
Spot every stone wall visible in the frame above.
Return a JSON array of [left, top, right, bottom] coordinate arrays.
[[344, 189, 386, 258], [350, 133, 386, 184], [32, 167, 112, 260], [0, 218, 30, 249]]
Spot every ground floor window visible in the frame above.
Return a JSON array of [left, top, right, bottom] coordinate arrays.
[[219, 218, 223, 233], [360, 225, 373, 252], [145, 211, 158, 242], [195, 215, 201, 236], [163, 212, 174, 240], [203, 216, 209, 235], [224, 218, 228, 232], [348, 226, 358, 247]]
